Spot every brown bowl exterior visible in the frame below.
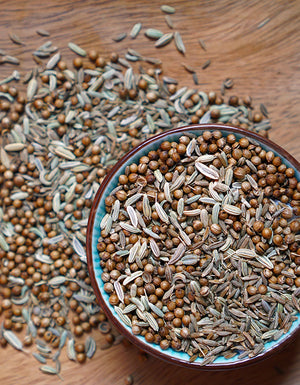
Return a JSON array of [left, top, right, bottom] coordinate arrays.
[[87, 124, 300, 370]]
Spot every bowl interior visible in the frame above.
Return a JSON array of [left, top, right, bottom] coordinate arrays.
[[88, 125, 300, 368]]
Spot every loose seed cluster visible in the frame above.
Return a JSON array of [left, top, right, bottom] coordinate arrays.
[[98, 131, 300, 364], [0, 28, 278, 377]]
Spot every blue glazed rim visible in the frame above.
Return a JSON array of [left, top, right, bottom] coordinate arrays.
[[87, 124, 300, 370]]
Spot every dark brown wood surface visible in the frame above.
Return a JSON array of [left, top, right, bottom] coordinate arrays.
[[0, 0, 299, 384]]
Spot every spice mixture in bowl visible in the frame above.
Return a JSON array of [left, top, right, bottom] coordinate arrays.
[[87, 124, 300, 369]]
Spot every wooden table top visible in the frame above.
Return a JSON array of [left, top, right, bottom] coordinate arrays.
[[0, 1, 299, 384]]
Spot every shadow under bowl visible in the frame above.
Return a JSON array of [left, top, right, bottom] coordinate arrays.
[[87, 124, 300, 370]]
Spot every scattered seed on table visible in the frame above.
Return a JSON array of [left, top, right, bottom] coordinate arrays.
[[193, 72, 199, 85], [182, 63, 195, 73], [113, 32, 127, 42], [0, 55, 20, 65], [165, 15, 174, 29], [257, 18, 271, 29], [145, 28, 164, 40], [202, 59, 211, 69], [161, 5, 176, 14], [8, 32, 24, 45], [260, 103, 269, 117], [155, 33, 173, 48], [36, 29, 50, 36], [68, 42, 87, 56], [130, 23, 142, 39], [174, 31, 185, 55], [198, 38, 207, 51]]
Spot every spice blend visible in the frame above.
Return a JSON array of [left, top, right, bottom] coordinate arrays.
[[98, 131, 300, 364], [0, 5, 292, 376]]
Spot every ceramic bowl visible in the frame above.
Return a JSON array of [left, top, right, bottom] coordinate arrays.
[[87, 124, 300, 369]]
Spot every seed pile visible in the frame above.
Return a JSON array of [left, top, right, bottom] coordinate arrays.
[[98, 131, 300, 364], [0, 30, 274, 377]]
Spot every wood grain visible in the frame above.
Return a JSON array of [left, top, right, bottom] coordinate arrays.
[[0, 0, 299, 384]]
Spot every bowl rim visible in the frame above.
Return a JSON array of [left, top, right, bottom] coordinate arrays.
[[87, 123, 300, 370]]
